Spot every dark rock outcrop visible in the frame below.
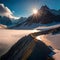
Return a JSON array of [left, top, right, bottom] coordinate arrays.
[[0, 16, 12, 26], [25, 5, 60, 25]]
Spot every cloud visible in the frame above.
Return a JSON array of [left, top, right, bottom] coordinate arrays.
[[0, 3, 19, 19]]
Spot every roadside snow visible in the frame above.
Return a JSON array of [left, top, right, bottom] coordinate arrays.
[[53, 49, 60, 60], [36, 34, 60, 60], [11, 21, 60, 30], [45, 34, 60, 50], [40, 34, 60, 50]]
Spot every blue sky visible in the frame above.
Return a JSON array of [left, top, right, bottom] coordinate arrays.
[[0, 0, 60, 17]]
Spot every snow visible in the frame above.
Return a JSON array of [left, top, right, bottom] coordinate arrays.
[[12, 22, 60, 30], [41, 34, 60, 50], [35, 24, 60, 49], [0, 24, 7, 29], [37, 33, 60, 50], [35, 24, 60, 30], [35, 24, 60, 60], [36, 33, 60, 60], [0, 29, 38, 57], [53, 49, 60, 60], [0, 23, 60, 59], [12, 23, 42, 29]]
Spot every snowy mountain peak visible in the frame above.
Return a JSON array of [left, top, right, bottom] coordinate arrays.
[[10, 5, 60, 29]]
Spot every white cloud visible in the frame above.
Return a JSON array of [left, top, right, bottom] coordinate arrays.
[[0, 3, 19, 19]]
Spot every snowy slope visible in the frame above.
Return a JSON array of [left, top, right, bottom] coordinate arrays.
[[35, 25, 60, 49], [0, 24, 7, 29], [35, 23, 60, 30], [10, 22, 60, 30], [0, 24, 60, 59], [53, 49, 60, 60], [0, 23, 60, 56], [35, 26, 60, 60], [0, 29, 37, 57], [9, 5, 60, 29], [40, 34, 60, 50]]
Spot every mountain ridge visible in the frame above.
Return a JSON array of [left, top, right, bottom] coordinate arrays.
[[11, 5, 60, 29]]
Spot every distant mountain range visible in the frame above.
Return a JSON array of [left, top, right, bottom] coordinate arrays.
[[11, 5, 60, 29], [0, 5, 60, 29], [0, 16, 12, 26]]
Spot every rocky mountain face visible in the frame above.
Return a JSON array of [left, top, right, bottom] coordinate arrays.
[[0, 5, 60, 28], [51, 9, 60, 15], [0, 16, 12, 26], [25, 5, 60, 25], [9, 5, 60, 29]]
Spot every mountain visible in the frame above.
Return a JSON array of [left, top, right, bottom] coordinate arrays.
[[0, 16, 12, 26], [25, 5, 60, 25], [16, 17, 27, 25], [10, 17, 27, 25], [51, 9, 60, 15], [10, 5, 60, 29], [8, 17, 27, 28]]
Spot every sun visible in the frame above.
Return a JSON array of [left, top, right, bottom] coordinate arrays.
[[33, 8, 38, 14]]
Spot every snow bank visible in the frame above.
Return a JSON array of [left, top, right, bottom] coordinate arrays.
[[53, 49, 60, 60]]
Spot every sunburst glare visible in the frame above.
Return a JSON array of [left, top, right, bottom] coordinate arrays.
[[33, 8, 38, 14]]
